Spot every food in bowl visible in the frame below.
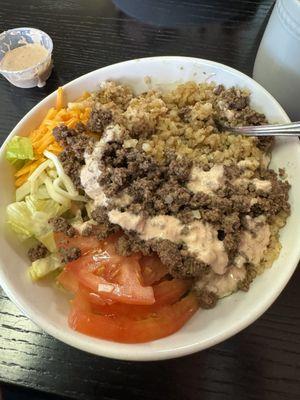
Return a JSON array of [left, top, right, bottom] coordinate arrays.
[[5, 80, 290, 343]]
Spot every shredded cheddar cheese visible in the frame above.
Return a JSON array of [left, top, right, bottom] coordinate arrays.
[[15, 87, 91, 187]]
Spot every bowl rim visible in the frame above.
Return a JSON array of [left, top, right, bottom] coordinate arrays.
[[0, 55, 298, 361]]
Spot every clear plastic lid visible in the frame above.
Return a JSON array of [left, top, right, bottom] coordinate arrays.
[[0, 27, 53, 88]]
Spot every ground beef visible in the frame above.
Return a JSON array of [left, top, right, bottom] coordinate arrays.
[[256, 137, 274, 152], [115, 234, 152, 257], [98, 142, 194, 217], [223, 165, 241, 181], [28, 243, 48, 262], [151, 240, 208, 279], [196, 290, 218, 309], [219, 87, 249, 111], [60, 247, 81, 263], [169, 159, 192, 182], [49, 217, 76, 237], [244, 110, 267, 126], [53, 124, 96, 188], [88, 106, 113, 133], [58, 150, 84, 189], [91, 207, 119, 239], [228, 96, 248, 111], [53, 125, 94, 160]]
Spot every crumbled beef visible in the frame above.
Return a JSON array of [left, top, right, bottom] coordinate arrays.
[[98, 143, 193, 216], [213, 84, 224, 96], [189, 192, 211, 209], [228, 96, 248, 111], [53, 125, 94, 159], [53, 124, 96, 188], [91, 206, 110, 224], [196, 289, 218, 309], [224, 165, 241, 181], [75, 122, 87, 133], [218, 87, 249, 112], [88, 106, 113, 133], [176, 210, 195, 224], [256, 137, 274, 152], [115, 234, 152, 256], [152, 240, 184, 276], [151, 240, 208, 279], [60, 247, 81, 263], [169, 159, 192, 182], [59, 151, 83, 189], [49, 217, 76, 237], [200, 208, 223, 223], [28, 243, 48, 262], [91, 206, 119, 239], [245, 110, 266, 126]]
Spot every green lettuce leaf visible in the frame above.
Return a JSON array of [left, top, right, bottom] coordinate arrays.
[[6, 136, 34, 169], [6, 196, 67, 241], [28, 253, 62, 281]]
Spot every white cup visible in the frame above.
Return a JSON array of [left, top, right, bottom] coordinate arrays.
[[0, 27, 53, 88], [253, 0, 300, 121]]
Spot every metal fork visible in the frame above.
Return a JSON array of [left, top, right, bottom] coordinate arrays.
[[223, 121, 300, 136]]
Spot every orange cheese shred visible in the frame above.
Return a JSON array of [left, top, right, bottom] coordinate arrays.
[[14, 88, 91, 187]]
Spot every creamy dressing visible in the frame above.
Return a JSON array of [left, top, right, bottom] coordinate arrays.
[[253, 178, 272, 192], [195, 265, 246, 298], [108, 210, 228, 274], [187, 165, 224, 195], [81, 141, 109, 207], [184, 221, 228, 274], [233, 177, 272, 192], [80, 125, 126, 207], [240, 216, 270, 265], [1, 43, 48, 71]]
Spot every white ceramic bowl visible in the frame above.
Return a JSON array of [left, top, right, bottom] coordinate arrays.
[[0, 56, 299, 361]]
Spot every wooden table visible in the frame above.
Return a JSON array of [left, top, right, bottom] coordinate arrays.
[[0, 1, 299, 399]]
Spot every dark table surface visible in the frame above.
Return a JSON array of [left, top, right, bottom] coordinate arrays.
[[0, 1, 300, 399]]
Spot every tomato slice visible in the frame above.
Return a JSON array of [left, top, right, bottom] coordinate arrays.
[[140, 255, 168, 286], [153, 279, 192, 306], [66, 251, 154, 305], [69, 291, 199, 343], [88, 278, 192, 318]]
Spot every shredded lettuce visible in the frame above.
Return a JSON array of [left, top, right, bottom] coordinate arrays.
[[6, 202, 34, 240], [6, 196, 67, 241], [28, 253, 62, 281], [37, 231, 57, 252], [25, 194, 65, 216], [6, 136, 34, 169], [8, 148, 87, 250]]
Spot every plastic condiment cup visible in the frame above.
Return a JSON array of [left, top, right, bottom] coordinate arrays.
[[0, 27, 53, 88]]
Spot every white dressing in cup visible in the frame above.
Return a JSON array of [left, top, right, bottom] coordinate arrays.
[[0, 27, 53, 88]]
